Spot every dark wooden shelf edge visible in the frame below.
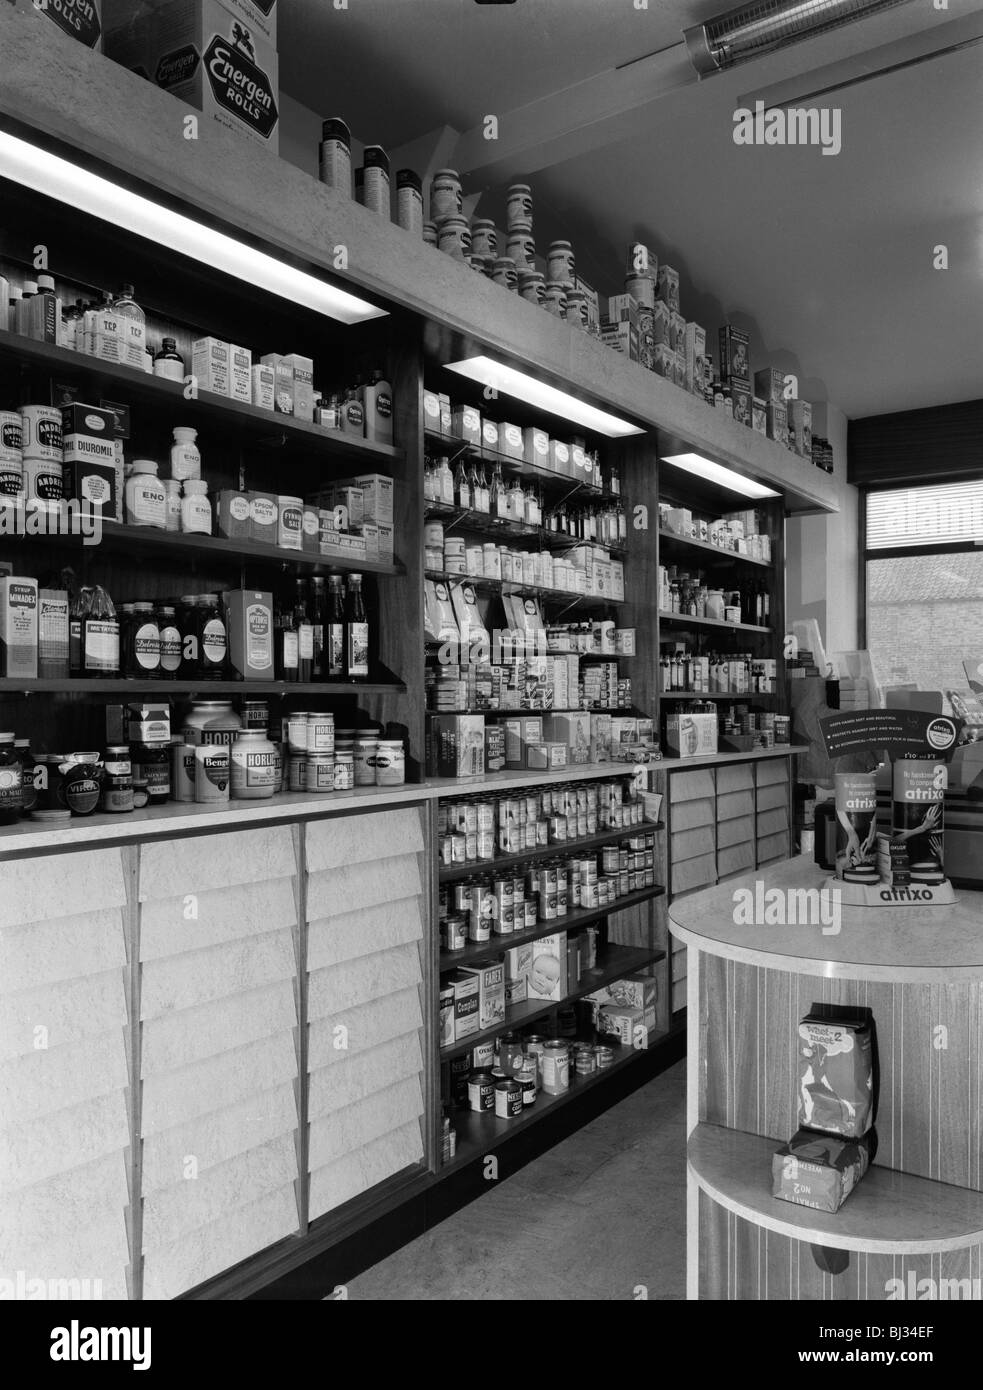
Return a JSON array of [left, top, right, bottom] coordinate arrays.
[[0, 678, 407, 695], [657, 529, 774, 569], [438, 820, 663, 883]]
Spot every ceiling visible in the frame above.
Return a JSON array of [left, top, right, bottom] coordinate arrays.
[[278, 0, 983, 420]]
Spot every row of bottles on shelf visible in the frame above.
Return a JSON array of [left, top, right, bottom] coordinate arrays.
[[1, 570, 373, 684], [660, 650, 778, 695], [424, 453, 628, 543], [658, 565, 771, 626]]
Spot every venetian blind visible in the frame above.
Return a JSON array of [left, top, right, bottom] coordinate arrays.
[[866, 482, 983, 550]]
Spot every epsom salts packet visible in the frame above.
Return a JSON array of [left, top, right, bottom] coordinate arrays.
[[797, 1010, 874, 1138]]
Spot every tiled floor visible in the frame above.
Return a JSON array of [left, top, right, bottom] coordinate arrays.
[[345, 1058, 687, 1301]]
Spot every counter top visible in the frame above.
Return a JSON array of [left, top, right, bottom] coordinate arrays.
[[0, 749, 799, 856], [669, 856, 983, 983]]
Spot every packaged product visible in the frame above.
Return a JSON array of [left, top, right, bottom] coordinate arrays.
[[797, 1009, 874, 1138], [772, 1129, 874, 1212]]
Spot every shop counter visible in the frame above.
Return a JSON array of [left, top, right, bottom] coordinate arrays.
[[670, 857, 983, 1300]]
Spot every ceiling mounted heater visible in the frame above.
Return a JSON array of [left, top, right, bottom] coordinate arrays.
[[684, 0, 919, 75]]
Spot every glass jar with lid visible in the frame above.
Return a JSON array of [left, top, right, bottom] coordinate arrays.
[[230, 729, 277, 800], [182, 700, 241, 747]]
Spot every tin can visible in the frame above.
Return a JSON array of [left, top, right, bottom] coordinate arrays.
[[473, 1040, 495, 1070], [543, 282, 568, 318], [491, 257, 518, 292], [375, 740, 405, 786], [444, 915, 466, 951], [194, 744, 230, 804], [518, 1065, 537, 1105], [287, 712, 310, 753], [506, 222, 535, 271], [307, 713, 335, 753], [494, 1078, 523, 1119], [546, 241, 576, 286], [506, 184, 533, 230], [288, 752, 307, 793], [306, 752, 335, 793], [468, 1071, 496, 1113], [430, 168, 463, 221], [170, 741, 196, 803], [595, 1045, 615, 1069], [333, 749, 354, 790], [437, 215, 471, 261], [396, 168, 424, 237], [353, 736, 378, 786], [541, 1041, 570, 1095], [423, 221, 438, 248], [518, 270, 545, 305], [470, 219, 498, 259], [19, 405, 62, 462], [574, 1045, 596, 1075]]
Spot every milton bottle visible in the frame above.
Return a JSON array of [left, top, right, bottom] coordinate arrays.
[[363, 368, 394, 444], [344, 573, 369, 681], [326, 574, 346, 679]]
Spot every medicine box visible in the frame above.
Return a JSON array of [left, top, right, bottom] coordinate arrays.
[[524, 427, 550, 467], [216, 489, 251, 540], [500, 423, 525, 461], [248, 491, 278, 546], [447, 970, 479, 1041], [665, 712, 718, 759], [251, 364, 275, 412], [549, 439, 571, 476], [481, 419, 499, 453], [527, 933, 567, 1001], [461, 959, 505, 1031], [225, 590, 274, 680], [229, 343, 252, 405], [0, 576, 38, 679], [430, 714, 485, 779], [345, 474, 393, 526], [451, 405, 481, 446], [192, 337, 230, 396], [261, 354, 294, 415], [283, 353, 314, 422]]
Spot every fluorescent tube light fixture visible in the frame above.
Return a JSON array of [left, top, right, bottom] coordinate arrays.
[[684, 0, 918, 76], [661, 452, 782, 499], [0, 132, 386, 325], [444, 356, 645, 438]]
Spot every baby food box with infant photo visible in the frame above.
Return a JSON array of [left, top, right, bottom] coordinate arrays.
[[526, 933, 568, 1001]]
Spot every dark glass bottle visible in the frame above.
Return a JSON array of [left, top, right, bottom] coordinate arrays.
[[310, 577, 327, 680], [294, 578, 314, 683], [157, 604, 181, 679], [69, 585, 90, 678], [178, 595, 200, 677], [197, 593, 228, 679], [276, 597, 299, 682], [83, 586, 120, 678], [127, 601, 161, 678], [345, 573, 369, 681], [326, 574, 345, 680]]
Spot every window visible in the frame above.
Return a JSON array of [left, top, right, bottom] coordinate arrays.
[[864, 482, 983, 708]]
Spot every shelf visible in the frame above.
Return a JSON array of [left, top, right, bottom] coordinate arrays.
[[427, 706, 634, 717], [439, 821, 663, 883], [424, 501, 626, 555], [440, 886, 666, 970], [440, 942, 666, 1057], [11, 518, 405, 576], [425, 569, 625, 609], [425, 429, 616, 499], [0, 331, 403, 465], [441, 1033, 668, 1174], [689, 1123, 983, 1254], [658, 611, 772, 635], [0, 676, 406, 696], [658, 690, 778, 701], [658, 529, 773, 569]]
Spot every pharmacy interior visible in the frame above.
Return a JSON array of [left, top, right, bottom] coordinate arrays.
[[0, 0, 981, 1308]]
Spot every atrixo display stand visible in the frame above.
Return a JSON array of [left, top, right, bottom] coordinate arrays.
[[831, 877, 958, 908], [670, 857, 983, 1301]]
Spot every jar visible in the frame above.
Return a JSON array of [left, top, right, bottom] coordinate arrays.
[[491, 257, 518, 292], [625, 272, 656, 309], [306, 712, 335, 753], [0, 732, 24, 823], [353, 734, 378, 787], [182, 700, 241, 747], [124, 460, 166, 528], [231, 729, 277, 800], [305, 752, 335, 794], [277, 496, 303, 551], [705, 589, 725, 620], [170, 428, 201, 482], [164, 479, 182, 532], [240, 700, 270, 731], [333, 749, 354, 790], [437, 216, 471, 261], [157, 605, 181, 678], [101, 746, 134, 813], [171, 740, 196, 802], [153, 337, 185, 381], [396, 168, 423, 236], [33, 753, 64, 812], [517, 1064, 537, 1106], [543, 282, 568, 317], [61, 754, 103, 816], [128, 777, 149, 810], [127, 602, 160, 677], [194, 744, 230, 804], [131, 744, 169, 804], [506, 221, 535, 270], [287, 752, 307, 793], [181, 480, 212, 535], [374, 740, 405, 786], [430, 168, 462, 222], [423, 221, 438, 248], [565, 289, 589, 331], [197, 594, 228, 679], [470, 219, 497, 259], [506, 184, 533, 229], [287, 711, 311, 753], [518, 270, 545, 305], [547, 240, 576, 285], [13, 739, 36, 816]]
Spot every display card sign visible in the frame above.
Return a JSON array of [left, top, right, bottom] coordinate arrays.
[[820, 709, 962, 761]]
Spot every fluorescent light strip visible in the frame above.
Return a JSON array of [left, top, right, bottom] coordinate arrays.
[[444, 355, 645, 438], [0, 131, 385, 325], [661, 452, 781, 499]]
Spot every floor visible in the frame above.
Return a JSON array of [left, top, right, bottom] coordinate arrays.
[[346, 1058, 688, 1301]]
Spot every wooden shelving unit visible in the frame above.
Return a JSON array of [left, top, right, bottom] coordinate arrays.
[[439, 820, 662, 883], [657, 527, 774, 569]]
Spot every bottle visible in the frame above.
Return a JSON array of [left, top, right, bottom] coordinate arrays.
[[490, 461, 507, 519], [181, 480, 212, 535], [344, 574, 369, 681], [164, 479, 182, 532], [83, 586, 120, 677], [33, 274, 58, 342], [0, 733, 24, 824], [436, 456, 454, 505], [506, 473, 524, 521], [363, 368, 393, 444], [276, 599, 299, 682], [309, 576, 327, 679], [326, 574, 345, 679], [197, 593, 228, 679], [157, 604, 181, 679], [340, 387, 364, 436], [294, 579, 314, 683], [178, 595, 200, 677], [153, 337, 185, 381], [454, 457, 471, 510], [69, 585, 89, 677], [127, 601, 160, 678], [125, 460, 166, 528], [170, 427, 201, 482], [16, 281, 36, 335], [471, 460, 489, 514], [113, 284, 147, 370], [14, 739, 38, 816], [319, 117, 353, 196]]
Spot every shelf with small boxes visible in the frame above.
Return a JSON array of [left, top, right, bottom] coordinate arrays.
[[657, 527, 773, 570], [658, 611, 771, 636]]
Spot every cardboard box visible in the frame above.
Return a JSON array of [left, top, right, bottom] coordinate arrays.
[[789, 399, 812, 457], [461, 959, 505, 1031], [651, 300, 671, 347], [480, 418, 499, 454], [62, 454, 122, 521], [229, 343, 252, 405], [13, 0, 103, 50], [345, 473, 393, 526], [330, 485, 364, 529], [251, 363, 275, 411], [225, 589, 274, 679], [192, 336, 230, 396], [653, 343, 674, 379], [283, 353, 314, 422], [527, 933, 567, 1001], [754, 367, 786, 404], [451, 404, 481, 446], [549, 439, 571, 476], [684, 322, 706, 395], [731, 384, 751, 428], [484, 723, 505, 773], [0, 576, 38, 679], [607, 293, 639, 328], [600, 320, 639, 361], [447, 970, 479, 1041], [719, 325, 750, 386], [504, 941, 532, 1005], [752, 396, 768, 434], [37, 587, 69, 679], [665, 712, 718, 758], [766, 401, 788, 445], [430, 714, 485, 778], [656, 264, 679, 313], [261, 353, 294, 415], [599, 1004, 647, 1048], [544, 712, 592, 763], [126, 702, 170, 745], [523, 427, 550, 468], [375, 521, 394, 564], [216, 489, 251, 539], [772, 1130, 873, 1213]]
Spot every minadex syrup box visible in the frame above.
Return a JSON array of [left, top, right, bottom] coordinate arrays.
[[0, 576, 38, 679], [225, 589, 274, 679], [461, 959, 505, 1031]]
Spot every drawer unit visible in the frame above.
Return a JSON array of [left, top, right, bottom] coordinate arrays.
[[670, 769, 716, 803], [716, 789, 754, 822], [717, 816, 754, 850], [755, 759, 789, 788], [756, 830, 790, 864], [671, 824, 716, 863], [756, 807, 789, 839], [671, 850, 717, 895], [717, 841, 755, 879], [672, 797, 715, 832], [756, 782, 789, 812], [717, 763, 754, 793]]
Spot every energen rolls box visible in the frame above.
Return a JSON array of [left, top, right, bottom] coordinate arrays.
[[12, 0, 104, 50], [719, 325, 750, 386], [772, 1130, 873, 1213], [0, 576, 38, 679], [225, 589, 274, 679]]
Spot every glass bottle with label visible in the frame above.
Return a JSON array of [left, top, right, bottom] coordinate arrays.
[[83, 585, 120, 678], [69, 585, 89, 678], [276, 599, 299, 682], [471, 460, 489, 514], [345, 573, 369, 681], [127, 601, 161, 678], [340, 387, 364, 437], [309, 576, 327, 680], [197, 593, 228, 679], [153, 337, 185, 381], [490, 461, 507, 519], [363, 368, 393, 445], [436, 456, 454, 505], [326, 575, 345, 679], [178, 594, 200, 677], [454, 458, 471, 510], [294, 579, 314, 683], [157, 604, 181, 679]]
